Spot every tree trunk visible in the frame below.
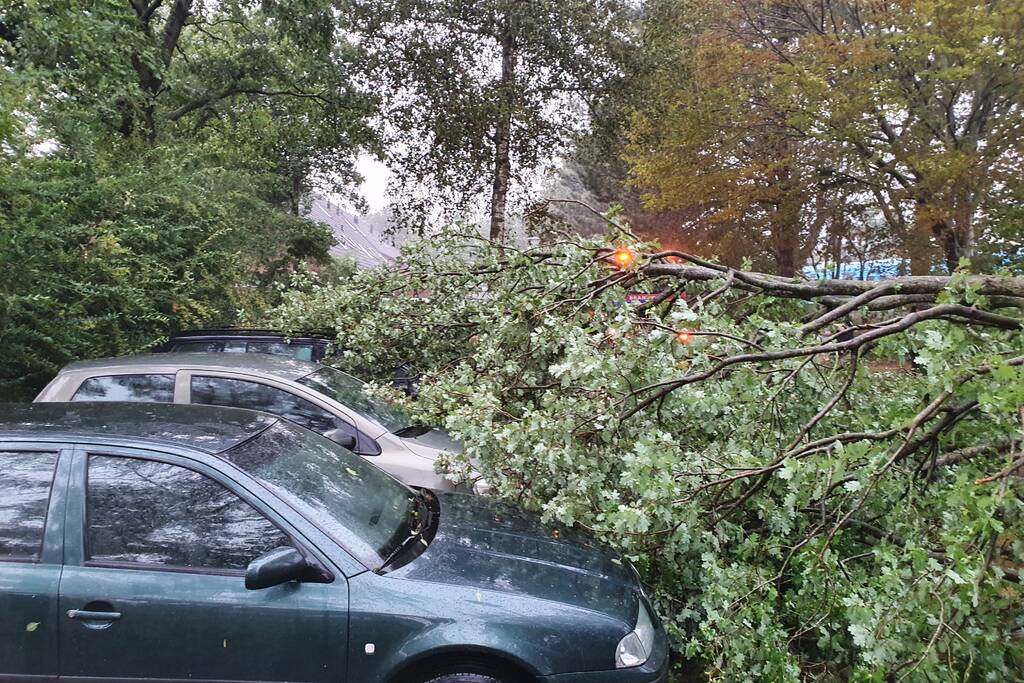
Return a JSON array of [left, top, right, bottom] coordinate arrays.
[[126, 0, 193, 141], [488, 25, 515, 243], [932, 219, 960, 274], [773, 242, 798, 278], [289, 171, 303, 216], [161, 0, 191, 67], [769, 179, 803, 278], [928, 202, 975, 273], [947, 198, 976, 272], [908, 201, 939, 275], [832, 232, 842, 279]]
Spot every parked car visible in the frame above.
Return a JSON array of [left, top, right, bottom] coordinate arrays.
[[153, 328, 335, 362], [35, 353, 473, 492], [0, 402, 667, 683], [391, 361, 422, 399], [155, 329, 420, 398]]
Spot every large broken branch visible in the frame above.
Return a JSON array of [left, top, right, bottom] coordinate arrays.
[[635, 251, 1024, 302]]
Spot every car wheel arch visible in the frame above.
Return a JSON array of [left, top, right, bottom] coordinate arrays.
[[388, 646, 541, 683]]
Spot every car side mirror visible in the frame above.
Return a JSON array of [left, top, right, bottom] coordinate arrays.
[[323, 428, 357, 450], [245, 546, 310, 590]]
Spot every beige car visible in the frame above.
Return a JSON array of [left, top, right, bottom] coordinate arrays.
[[35, 353, 480, 493]]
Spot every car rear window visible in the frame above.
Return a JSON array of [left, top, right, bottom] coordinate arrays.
[[246, 341, 313, 361], [171, 339, 315, 362], [172, 340, 246, 353]]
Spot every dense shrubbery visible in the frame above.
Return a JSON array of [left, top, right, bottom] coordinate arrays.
[[261, 230, 1024, 681], [0, 0, 367, 398], [0, 144, 334, 399]]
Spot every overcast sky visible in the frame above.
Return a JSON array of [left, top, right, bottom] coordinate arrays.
[[355, 153, 390, 213]]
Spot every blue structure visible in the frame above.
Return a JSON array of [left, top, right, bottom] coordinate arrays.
[[803, 258, 910, 281]]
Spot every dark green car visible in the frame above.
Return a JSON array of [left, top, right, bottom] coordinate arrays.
[[0, 402, 667, 683]]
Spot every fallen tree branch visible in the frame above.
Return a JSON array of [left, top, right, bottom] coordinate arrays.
[[920, 442, 1013, 472], [642, 260, 1024, 300], [619, 305, 1021, 421], [799, 283, 897, 337], [976, 453, 1024, 484]]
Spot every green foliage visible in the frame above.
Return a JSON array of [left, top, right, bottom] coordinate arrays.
[[5, 0, 377, 198], [0, 141, 331, 398], [262, 231, 1024, 681], [350, 0, 631, 235], [0, 0, 378, 397]]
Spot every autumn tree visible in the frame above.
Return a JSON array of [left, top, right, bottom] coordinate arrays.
[[627, 0, 1024, 275], [540, 0, 701, 248], [350, 0, 631, 241], [784, 0, 1024, 273], [626, 0, 818, 276]]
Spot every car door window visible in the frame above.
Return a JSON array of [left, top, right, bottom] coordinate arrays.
[[71, 374, 174, 403], [0, 451, 58, 561], [190, 376, 379, 454], [86, 455, 289, 572]]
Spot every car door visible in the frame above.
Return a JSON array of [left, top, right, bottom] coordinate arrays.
[[58, 445, 350, 683], [0, 443, 71, 682]]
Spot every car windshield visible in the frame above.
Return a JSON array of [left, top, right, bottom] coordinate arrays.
[[220, 420, 415, 567], [297, 366, 411, 432]]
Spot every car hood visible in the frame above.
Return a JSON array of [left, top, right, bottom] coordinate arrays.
[[399, 428, 464, 460], [388, 493, 639, 625]]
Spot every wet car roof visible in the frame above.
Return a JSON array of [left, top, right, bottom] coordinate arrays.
[[0, 402, 277, 454], [61, 352, 321, 381]]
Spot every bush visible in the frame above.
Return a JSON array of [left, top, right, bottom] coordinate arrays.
[[0, 145, 333, 399]]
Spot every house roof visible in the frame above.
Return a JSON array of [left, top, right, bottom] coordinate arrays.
[[306, 198, 399, 268]]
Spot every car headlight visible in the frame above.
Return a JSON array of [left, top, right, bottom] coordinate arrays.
[[615, 600, 655, 668]]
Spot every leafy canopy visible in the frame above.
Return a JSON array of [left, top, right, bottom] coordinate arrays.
[[626, 0, 1024, 274], [350, 0, 631, 235]]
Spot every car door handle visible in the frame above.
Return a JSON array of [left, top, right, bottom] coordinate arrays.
[[67, 609, 122, 621]]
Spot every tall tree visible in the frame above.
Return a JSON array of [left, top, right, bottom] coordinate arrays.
[[545, 0, 698, 248], [628, 0, 1024, 274], [351, 0, 631, 241], [626, 0, 815, 275], [0, 0, 378, 396], [8, 0, 377, 202], [767, 0, 1024, 273]]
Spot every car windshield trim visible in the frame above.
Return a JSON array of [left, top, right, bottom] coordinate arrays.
[[296, 367, 413, 433]]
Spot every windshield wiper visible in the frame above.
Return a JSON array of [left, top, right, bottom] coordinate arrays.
[[375, 531, 427, 574], [374, 491, 433, 573], [393, 424, 431, 438]]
